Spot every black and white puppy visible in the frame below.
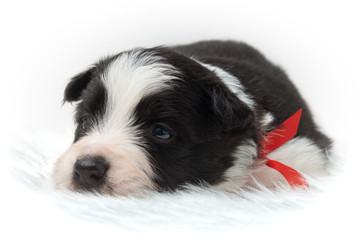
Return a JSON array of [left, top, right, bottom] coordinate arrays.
[[53, 41, 332, 195]]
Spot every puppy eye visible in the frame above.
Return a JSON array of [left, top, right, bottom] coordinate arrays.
[[80, 116, 91, 130], [151, 125, 172, 140]]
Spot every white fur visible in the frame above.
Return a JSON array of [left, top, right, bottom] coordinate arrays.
[[198, 62, 256, 109], [215, 140, 258, 190], [216, 136, 329, 190], [259, 112, 274, 132], [251, 137, 329, 188]]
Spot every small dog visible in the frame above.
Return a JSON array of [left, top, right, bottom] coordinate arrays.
[[53, 41, 332, 195]]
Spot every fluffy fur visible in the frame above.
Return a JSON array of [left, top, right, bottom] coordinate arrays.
[[53, 41, 332, 196]]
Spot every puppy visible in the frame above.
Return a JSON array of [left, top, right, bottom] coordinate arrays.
[[53, 41, 332, 195]]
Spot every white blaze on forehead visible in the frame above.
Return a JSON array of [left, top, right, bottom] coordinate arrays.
[[100, 50, 179, 134], [92, 50, 179, 193]]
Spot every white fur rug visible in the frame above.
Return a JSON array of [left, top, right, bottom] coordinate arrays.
[[3, 132, 357, 239]]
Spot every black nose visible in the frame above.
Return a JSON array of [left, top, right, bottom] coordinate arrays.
[[74, 156, 109, 189]]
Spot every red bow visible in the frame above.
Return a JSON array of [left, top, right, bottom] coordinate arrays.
[[259, 109, 309, 189]]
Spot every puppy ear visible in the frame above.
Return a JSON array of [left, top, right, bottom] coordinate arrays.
[[64, 67, 95, 102], [210, 84, 254, 132]]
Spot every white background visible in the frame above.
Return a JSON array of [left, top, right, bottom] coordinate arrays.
[[1, 0, 359, 239]]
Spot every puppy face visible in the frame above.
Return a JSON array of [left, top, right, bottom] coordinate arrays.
[[53, 48, 258, 195]]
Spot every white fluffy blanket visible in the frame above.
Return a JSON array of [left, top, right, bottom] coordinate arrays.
[[3, 132, 356, 239]]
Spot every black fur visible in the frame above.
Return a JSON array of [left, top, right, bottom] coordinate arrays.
[[172, 41, 331, 151]]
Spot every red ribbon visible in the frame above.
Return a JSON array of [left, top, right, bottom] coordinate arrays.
[[259, 109, 309, 189]]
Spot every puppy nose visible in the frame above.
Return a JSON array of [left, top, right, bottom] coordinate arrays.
[[74, 156, 109, 189]]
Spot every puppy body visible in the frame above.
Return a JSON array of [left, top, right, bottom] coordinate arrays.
[[53, 41, 332, 195]]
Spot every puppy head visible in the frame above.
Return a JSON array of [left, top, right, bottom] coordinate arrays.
[[53, 48, 257, 196]]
